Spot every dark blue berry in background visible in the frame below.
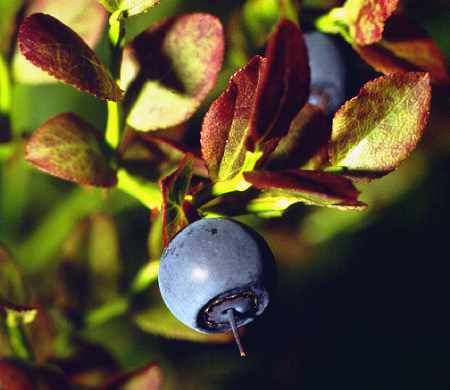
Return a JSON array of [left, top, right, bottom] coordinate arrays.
[[158, 218, 276, 336], [305, 31, 346, 115]]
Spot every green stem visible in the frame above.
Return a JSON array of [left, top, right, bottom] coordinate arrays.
[[105, 100, 122, 149], [0, 54, 11, 114], [0, 54, 12, 141], [117, 169, 162, 209], [105, 11, 126, 150]]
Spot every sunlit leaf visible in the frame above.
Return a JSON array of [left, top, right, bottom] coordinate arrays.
[[160, 154, 196, 247], [18, 13, 122, 101], [351, 0, 399, 45], [133, 295, 232, 343], [201, 19, 309, 182], [126, 13, 224, 131], [98, 0, 160, 16], [14, 0, 108, 84], [247, 19, 310, 150], [25, 112, 117, 187], [354, 15, 450, 85], [317, 0, 399, 45], [102, 362, 163, 390], [329, 72, 431, 177], [2, 304, 38, 327], [201, 56, 264, 182], [244, 170, 366, 209], [267, 103, 330, 170]]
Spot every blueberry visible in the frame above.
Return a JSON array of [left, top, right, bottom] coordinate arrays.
[[158, 218, 275, 356], [305, 31, 346, 115]]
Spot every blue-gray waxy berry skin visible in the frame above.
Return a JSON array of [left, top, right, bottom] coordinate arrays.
[[158, 218, 275, 333], [305, 31, 346, 115]]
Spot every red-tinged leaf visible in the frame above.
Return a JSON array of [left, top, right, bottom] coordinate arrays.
[[329, 72, 431, 177], [101, 362, 163, 390], [25, 113, 117, 187], [267, 103, 331, 170], [201, 56, 265, 181], [18, 13, 122, 101], [248, 19, 310, 150], [27, 0, 106, 48], [139, 132, 208, 177], [354, 15, 450, 85], [160, 154, 196, 247], [126, 13, 224, 131], [244, 170, 365, 209], [353, 0, 399, 45]]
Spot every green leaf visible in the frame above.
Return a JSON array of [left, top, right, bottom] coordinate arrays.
[[88, 214, 121, 304], [133, 295, 233, 343], [329, 72, 431, 177], [0, 0, 22, 54], [101, 362, 163, 389], [302, 0, 341, 9], [242, 0, 298, 48], [160, 154, 196, 247], [125, 13, 224, 131], [0, 245, 28, 306], [13, 0, 108, 85], [98, 0, 160, 16], [244, 170, 366, 210], [25, 112, 117, 187], [18, 13, 122, 101]]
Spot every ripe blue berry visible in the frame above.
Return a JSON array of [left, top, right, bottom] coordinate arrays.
[[305, 31, 346, 115], [158, 218, 275, 356]]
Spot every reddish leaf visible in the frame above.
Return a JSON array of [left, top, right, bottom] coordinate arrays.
[[27, 0, 106, 48], [201, 19, 309, 182], [248, 19, 310, 150], [329, 72, 431, 177], [18, 13, 122, 101], [267, 103, 331, 170], [101, 362, 163, 390], [353, 0, 399, 45], [126, 13, 224, 131], [244, 169, 365, 209], [354, 15, 450, 85], [201, 56, 265, 181], [160, 154, 196, 247], [25, 113, 117, 187]]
